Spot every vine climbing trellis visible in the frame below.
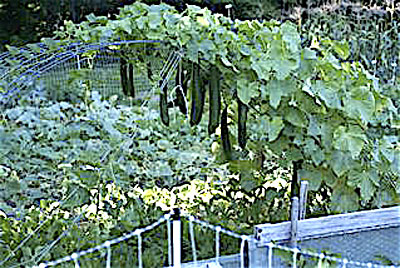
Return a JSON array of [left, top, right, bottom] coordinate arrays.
[[1, 1, 399, 267]]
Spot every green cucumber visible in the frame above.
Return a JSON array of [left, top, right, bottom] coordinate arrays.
[[190, 62, 205, 126], [128, 62, 135, 98], [221, 105, 232, 160], [159, 79, 169, 126], [238, 99, 248, 149], [120, 53, 129, 96], [175, 62, 188, 115], [208, 65, 221, 135], [167, 63, 188, 115]]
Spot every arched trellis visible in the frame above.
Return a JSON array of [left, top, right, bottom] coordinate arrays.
[[0, 40, 181, 107]]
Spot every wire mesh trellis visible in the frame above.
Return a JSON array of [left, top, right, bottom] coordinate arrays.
[[1, 2, 400, 267], [0, 40, 180, 108], [0, 40, 184, 267]]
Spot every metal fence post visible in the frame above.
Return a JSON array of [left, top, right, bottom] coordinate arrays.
[[290, 197, 299, 249], [299, 181, 309, 220], [172, 208, 181, 268]]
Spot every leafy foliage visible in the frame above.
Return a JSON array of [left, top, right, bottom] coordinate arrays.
[[52, 2, 400, 212], [0, 88, 294, 266], [1, 1, 399, 266]]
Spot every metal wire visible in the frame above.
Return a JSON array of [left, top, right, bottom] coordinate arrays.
[[137, 231, 143, 268], [26, 211, 400, 268], [240, 236, 247, 268], [33, 213, 170, 268], [267, 242, 274, 268], [188, 216, 198, 263], [216, 226, 221, 264], [105, 241, 111, 268], [167, 213, 173, 267], [0, 40, 166, 106], [0, 188, 79, 267]]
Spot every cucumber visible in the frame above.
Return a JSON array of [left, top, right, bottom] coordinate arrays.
[[175, 62, 188, 114], [146, 61, 153, 81], [167, 64, 188, 114], [208, 65, 221, 135], [190, 62, 205, 126], [159, 79, 169, 126], [221, 105, 232, 160], [238, 99, 248, 149], [120, 53, 129, 96], [120, 51, 135, 97], [128, 62, 135, 98]]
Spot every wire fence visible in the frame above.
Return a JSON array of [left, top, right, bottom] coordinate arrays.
[[0, 40, 173, 108], [0, 40, 183, 268], [1, 4, 399, 266], [26, 209, 399, 268]]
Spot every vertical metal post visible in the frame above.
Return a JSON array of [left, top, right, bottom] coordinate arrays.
[[215, 226, 221, 264], [167, 214, 172, 267], [172, 208, 181, 268], [299, 181, 309, 220], [105, 241, 111, 268], [290, 197, 299, 248], [268, 243, 274, 268], [248, 238, 264, 268], [240, 236, 249, 268], [225, 4, 232, 19], [137, 232, 143, 268], [188, 216, 197, 263]]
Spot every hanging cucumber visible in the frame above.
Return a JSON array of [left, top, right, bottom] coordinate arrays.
[[175, 61, 188, 115], [120, 51, 135, 98], [147, 60, 153, 82], [128, 62, 135, 98], [190, 62, 205, 126], [208, 65, 221, 135], [159, 79, 169, 126], [120, 53, 129, 96], [238, 99, 248, 149], [167, 63, 188, 115], [221, 105, 232, 160]]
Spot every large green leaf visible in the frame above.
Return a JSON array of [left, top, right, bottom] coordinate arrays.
[[266, 79, 296, 109], [379, 137, 396, 163], [280, 22, 301, 54], [250, 55, 272, 81], [330, 179, 360, 212], [314, 80, 341, 109], [343, 86, 375, 123], [298, 169, 323, 191], [136, 16, 148, 30], [148, 8, 163, 29], [304, 138, 324, 166], [299, 165, 336, 190], [333, 126, 366, 159], [199, 39, 216, 61], [284, 108, 307, 128], [330, 150, 353, 177], [307, 115, 321, 137], [347, 170, 379, 202], [269, 39, 299, 80], [237, 78, 258, 105], [271, 59, 298, 80], [392, 150, 400, 173], [268, 116, 284, 142], [322, 39, 350, 60], [119, 19, 132, 34], [302, 48, 317, 60]]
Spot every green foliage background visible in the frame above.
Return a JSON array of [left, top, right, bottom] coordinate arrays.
[[52, 1, 398, 211], [0, 0, 399, 267]]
